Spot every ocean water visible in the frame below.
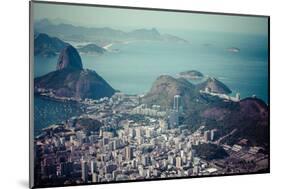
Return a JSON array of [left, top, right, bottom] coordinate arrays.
[[34, 96, 85, 135], [34, 30, 268, 133], [35, 31, 269, 102]]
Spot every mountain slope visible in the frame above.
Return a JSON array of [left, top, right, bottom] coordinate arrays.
[[197, 77, 232, 94], [34, 45, 115, 100], [35, 69, 115, 99], [142, 74, 269, 148], [34, 33, 69, 57], [142, 75, 195, 109], [56, 45, 83, 70]]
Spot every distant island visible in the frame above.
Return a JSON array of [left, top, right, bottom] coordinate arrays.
[[177, 70, 204, 80], [77, 43, 106, 55], [227, 47, 240, 53]]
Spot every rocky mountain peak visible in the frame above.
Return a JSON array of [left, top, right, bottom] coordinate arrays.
[[56, 45, 83, 71]]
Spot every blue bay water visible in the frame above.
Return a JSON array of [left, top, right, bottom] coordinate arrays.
[[34, 96, 85, 135], [35, 31, 269, 102], [34, 31, 268, 133]]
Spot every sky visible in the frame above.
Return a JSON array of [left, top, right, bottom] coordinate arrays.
[[32, 2, 268, 35]]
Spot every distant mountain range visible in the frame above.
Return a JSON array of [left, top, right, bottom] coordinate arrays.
[[35, 33, 107, 57], [34, 33, 69, 57], [35, 45, 115, 99], [34, 19, 188, 44], [127, 28, 161, 40]]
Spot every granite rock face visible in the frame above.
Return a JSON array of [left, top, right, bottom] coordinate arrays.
[[56, 45, 83, 70], [35, 45, 115, 100]]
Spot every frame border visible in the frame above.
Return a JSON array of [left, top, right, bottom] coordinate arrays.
[[31, 0, 269, 18], [29, 1, 270, 188]]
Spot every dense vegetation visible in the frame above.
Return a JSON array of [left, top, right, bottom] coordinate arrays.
[[142, 75, 269, 148], [34, 33, 68, 57], [74, 118, 102, 135], [193, 143, 228, 160]]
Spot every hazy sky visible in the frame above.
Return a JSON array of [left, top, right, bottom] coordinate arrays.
[[32, 2, 268, 35]]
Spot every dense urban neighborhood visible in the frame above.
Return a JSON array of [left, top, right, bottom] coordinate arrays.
[[34, 92, 268, 186]]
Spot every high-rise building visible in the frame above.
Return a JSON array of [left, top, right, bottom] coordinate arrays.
[[168, 155, 176, 165], [142, 155, 151, 166], [92, 173, 98, 183], [169, 110, 179, 128], [125, 146, 133, 161], [236, 93, 240, 101], [176, 157, 182, 169], [145, 128, 152, 138], [188, 149, 195, 161], [159, 119, 168, 130], [60, 162, 73, 177], [210, 129, 217, 141], [99, 129, 103, 138], [113, 139, 121, 150], [105, 164, 118, 174], [81, 160, 89, 182], [173, 95, 181, 112], [131, 159, 137, 168], [135, 127, 142, 138], [103, 137, 109, 146], [90, 160, 97, 174], [129, 128, 136, 138], [193, 165, 200, 175], [204, 130, 211, 142], [137, 137, 144, 145], [180, 150, 185, 158], [138, 165, 145, 177]]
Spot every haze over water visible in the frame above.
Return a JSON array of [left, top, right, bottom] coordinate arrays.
[[35, 30, 268, 103], [33, 3, 269, 134]]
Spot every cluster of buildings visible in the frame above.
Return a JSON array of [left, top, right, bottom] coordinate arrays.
[[200, 87, 240, 102], [35, 88, 83, 102], [131, 104, 166, 117], [35, 121, 219, 185], [34, 93, 268, 186], [203, 129, 218, 142]]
